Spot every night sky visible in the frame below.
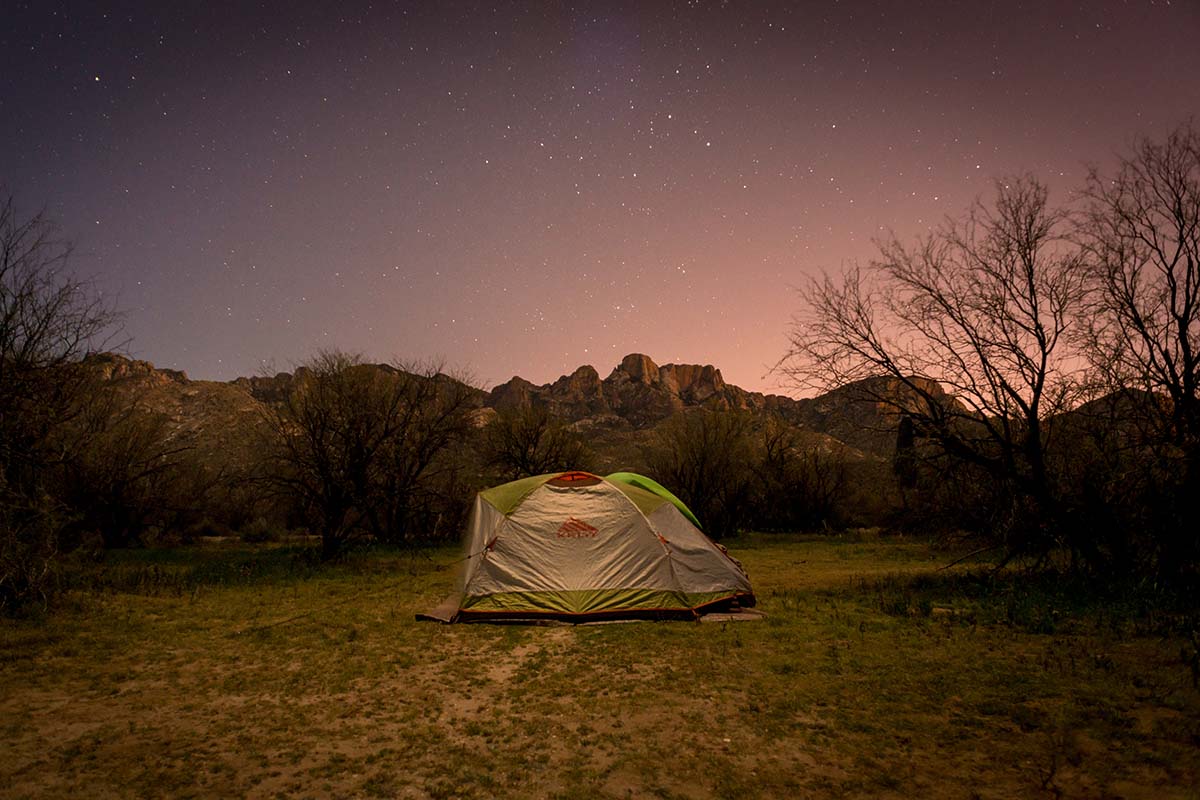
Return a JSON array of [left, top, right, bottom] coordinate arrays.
[[3, 1, 1198, 394]]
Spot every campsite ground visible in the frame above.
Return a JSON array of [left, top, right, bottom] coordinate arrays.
[[1, 534, 1197, 799]]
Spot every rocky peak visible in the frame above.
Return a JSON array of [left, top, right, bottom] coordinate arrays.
[[232, 372, 299, 404], [609, 353, 661, 386], [794, 375, 962, 455], [810, 375, 948, 416], [659, 362, 726, 403], [545, 364, 609, 417], [487, 375, 540, 410], [83, 352, 188, 385], [551, 364, 604, 397]]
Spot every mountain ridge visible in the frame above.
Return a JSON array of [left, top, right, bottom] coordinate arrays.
[[84, 351, 946, 462]]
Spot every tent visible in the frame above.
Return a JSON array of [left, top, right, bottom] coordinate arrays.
[[604, 471, 704, 530], [426, 471, 755, 622]]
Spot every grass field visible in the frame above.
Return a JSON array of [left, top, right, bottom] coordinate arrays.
[[2, 534, 1197, 799]]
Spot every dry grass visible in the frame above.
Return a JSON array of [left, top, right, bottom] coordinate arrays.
[[1, 535, 1197, 799]]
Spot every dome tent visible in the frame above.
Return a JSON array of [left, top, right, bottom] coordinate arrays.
[[432, 471, 755, 622], [604, 471, 705, 530]]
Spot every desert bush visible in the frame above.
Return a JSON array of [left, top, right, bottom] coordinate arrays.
[[259, 351, 479, 558], [53, 387, 188, 549], [893, 439, 1013, 534], [182, 518, 235, 541], [752, 415, 848, 530], [369, 371, 481, 546], [0, 191, 119, 612], [240, 517, 284, 544], [482, 405, 592, 480], [0, 493, 68, 613], [644, 410, 756, 539]]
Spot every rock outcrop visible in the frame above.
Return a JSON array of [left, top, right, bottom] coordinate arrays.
[[84, 353, 188, 386], [486, 375, 539, 410], [232, 371, 301, 405], [80, 352, 957, 472], [548, 365, 609, 418], [791, 375, 958, 455], [81, 354, 270, 476], [487, 353, 793, 428]]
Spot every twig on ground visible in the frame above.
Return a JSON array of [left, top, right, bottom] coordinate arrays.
[[939, 544, 1001, 571]]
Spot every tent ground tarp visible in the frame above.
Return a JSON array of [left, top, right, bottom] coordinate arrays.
[[415, 593, 462, 623]]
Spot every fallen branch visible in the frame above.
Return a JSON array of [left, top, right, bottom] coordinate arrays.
[[235, 610, 315, 635], [939, 544, 1001, 571]]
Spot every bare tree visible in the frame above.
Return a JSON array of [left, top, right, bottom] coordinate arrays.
[[1080, 123, 1200, 572], [261, 351, 478, 558], [369, 366, 479, 544], [1081, 125, 1200, 455], [753, 415, 847, 530], [644, 410, 756, 539], [482, 405, 592, 481], [0, 191, 120, 610], [779, 177, 1087, 561], [55, 383, 189, 549], [1, 193, 119, 487]]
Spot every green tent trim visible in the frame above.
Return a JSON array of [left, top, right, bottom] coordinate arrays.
[[458, 588, 737, 615], [478, 473, 552, 515], [605, 471, 703, 529]]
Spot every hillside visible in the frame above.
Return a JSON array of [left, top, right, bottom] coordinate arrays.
[[488, 353, 799, 428], [84, 352, 928, 474]]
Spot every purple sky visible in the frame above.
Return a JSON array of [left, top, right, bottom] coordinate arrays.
[[3, 1, 1198, 394]]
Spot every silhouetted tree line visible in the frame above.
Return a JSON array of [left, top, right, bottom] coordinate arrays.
[[481, 405, 594, 481], [783, 122, 1200, 584], [643, 410, 847, 539], [4, 124, 1199, 611], [0, 179, 860, 613], [256, 351, 480, 559]]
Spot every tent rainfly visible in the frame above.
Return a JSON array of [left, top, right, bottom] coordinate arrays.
[[429, 471, 755, 622]]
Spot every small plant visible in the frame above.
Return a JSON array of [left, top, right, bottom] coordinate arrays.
[[240, 517, 283, 544]]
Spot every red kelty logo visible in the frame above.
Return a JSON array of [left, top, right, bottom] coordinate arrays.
[[556, 517, 598, 538]]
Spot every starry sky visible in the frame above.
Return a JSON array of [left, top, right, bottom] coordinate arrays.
[[3, 1, 1198, 394]]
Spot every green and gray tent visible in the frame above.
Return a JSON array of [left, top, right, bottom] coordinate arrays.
[[443, 471, 755, 622], [604, 471, 704, 529]]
